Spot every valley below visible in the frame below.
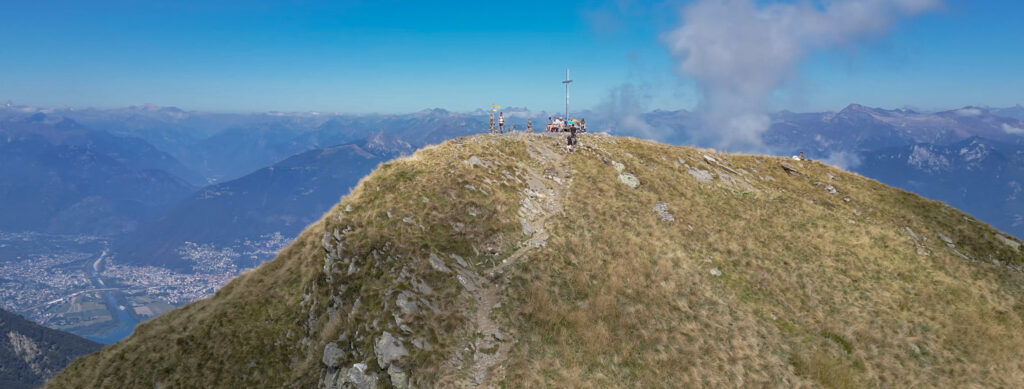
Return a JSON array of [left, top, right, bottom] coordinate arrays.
[[0, 231, 290, 343]]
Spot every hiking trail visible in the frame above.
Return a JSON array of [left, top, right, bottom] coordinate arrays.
[[452, 133, 571, 387]]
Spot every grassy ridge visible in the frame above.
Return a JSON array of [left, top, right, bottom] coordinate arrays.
[[504, 134, 1024, 387], [48, 133, 1024, 388]]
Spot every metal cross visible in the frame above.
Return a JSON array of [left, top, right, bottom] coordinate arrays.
[[562, 68, 573, 122]]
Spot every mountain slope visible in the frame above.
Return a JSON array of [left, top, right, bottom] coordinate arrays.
[[115, 135, 410, 270], [859, 137, 1024, 238], [50, 133, 1024, 388], [0, 114, 197, 235], [1, 308, 102, 389]]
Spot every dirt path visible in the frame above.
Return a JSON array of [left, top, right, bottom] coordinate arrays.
[[452, 133, 571, 387]]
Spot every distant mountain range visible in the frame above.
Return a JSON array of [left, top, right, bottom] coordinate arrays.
[[0, 113, 197, 236], [16, 106, 486, 183], [1, 102, 1021, 272], [764, 105, 1024, 238], [590, 104, 1024, 238], [0, 308, 101, 389]]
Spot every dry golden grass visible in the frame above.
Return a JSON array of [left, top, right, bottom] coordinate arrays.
[[502, 134, 1024, 388], [48, 133, 1024, 388]]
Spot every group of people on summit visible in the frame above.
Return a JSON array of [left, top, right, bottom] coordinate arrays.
[[490, 112, 585, 153], [545, 116, 585, 133]]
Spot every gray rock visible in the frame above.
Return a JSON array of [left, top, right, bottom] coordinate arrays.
[[780, 163, 802, 176], [375, 331, 409, 369], [710, 268, 722, 276], [428, 253, 451, 273], [396, 291, 418, 315], [653, 202, 675, 222], [824, 185, 838, 195], [456, 274, 476, 292], [322, 342, 345, 368], [612, 161, 626, 173], [322, 370, 343, 389], [688, 168, 713, 183], [904, 227, 930, 257], [451, 253, 469, 267], [467, 155, 489, 168], [618, 172, 640, 189], [388, 364, 410, 389], [346, 363, 378, 389], [411, 337, 430, 350], [412, 279, 433, 295], [995, 234, 1021, 252], [938, 233, 955, 248], [521, 219, 534, 236]]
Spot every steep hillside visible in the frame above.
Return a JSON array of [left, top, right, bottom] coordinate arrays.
[[859, 138, 1024, 238], [116, 135, 410, 270], [1, 309, 102, 389], [50, 133, 1024, 388], [0, 114, 197, 235]]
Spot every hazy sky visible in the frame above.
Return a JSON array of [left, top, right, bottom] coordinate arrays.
[[0, 0, 1020, 113]]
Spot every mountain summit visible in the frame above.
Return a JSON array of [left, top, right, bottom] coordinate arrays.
[[50, 133, 1024, 388]]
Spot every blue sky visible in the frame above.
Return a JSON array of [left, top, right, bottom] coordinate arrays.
[[0, 0, 1020, 113]]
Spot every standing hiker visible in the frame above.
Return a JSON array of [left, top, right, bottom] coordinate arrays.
[[498, 112, 505, 134], [566, 123, 578, 152]]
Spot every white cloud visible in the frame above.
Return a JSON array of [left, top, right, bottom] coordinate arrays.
[[956, 107, 983, 116], [1003, 123, 1024, 134], [821, 151, 863, 170], [662, 0, 942, 152]]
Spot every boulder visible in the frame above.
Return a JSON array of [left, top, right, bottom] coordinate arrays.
[[388, 364, 410, 389], [612, 161, 626, 173], [396, 291, 418, 315], [321, 342, 345, 368], [618, 173, 640, 189], [995, 234, 1021, 252], [375, 331, 409, 369], [428, 253, 451, 273], [780, 163, 802, 176], [938, 233, 955, 248], [521, 219, 534, 236], [346, 363, 378, 389]]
